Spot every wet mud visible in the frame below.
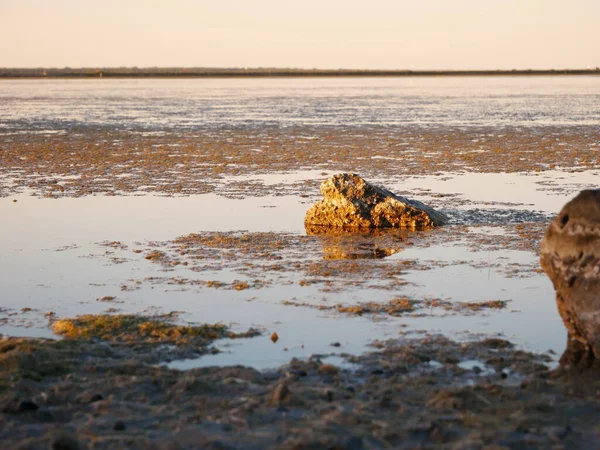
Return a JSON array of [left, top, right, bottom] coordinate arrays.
[[2, 126, 600, 448], [2, 332, 600, 449], [1, 127, 599, 198]]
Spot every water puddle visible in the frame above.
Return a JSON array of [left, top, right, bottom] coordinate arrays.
[[0, 169, 590, 368]]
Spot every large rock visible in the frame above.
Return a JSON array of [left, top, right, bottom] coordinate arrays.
[[540, 189, 600, 364], [304, 173, 448, 230]]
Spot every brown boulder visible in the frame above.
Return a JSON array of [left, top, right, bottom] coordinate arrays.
[[304, 173, 448, 231], [540, 189, 600, 364]]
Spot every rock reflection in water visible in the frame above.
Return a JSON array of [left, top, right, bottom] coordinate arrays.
[[305, 224, 410, 260]]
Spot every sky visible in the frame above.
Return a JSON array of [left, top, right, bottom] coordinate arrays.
[[1, 0, 599, 70]]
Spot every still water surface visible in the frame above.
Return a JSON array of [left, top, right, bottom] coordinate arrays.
[[2, 169, 599, 368], [1, 76, 599, 132]]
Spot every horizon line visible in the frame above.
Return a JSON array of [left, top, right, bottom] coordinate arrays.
[[2, 67, 600, 79]]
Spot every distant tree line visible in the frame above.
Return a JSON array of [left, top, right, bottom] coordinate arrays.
[[1, 67, 599, 78]]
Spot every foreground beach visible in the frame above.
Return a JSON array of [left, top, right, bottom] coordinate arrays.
[[4, 330, 600, 449]]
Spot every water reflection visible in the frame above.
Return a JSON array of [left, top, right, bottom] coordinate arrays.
[[305, 225, 410, 260], [2, 77, 599, 133]]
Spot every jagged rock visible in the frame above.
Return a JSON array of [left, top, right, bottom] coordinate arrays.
[[304, 173, 448, 231], [540, 189, 600, 364]]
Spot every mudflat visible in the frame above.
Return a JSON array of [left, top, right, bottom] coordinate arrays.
[[3, 330, 600, 449], [3, 58, 600, 450], [2, 127, 598, 198], [2, 124, 600, 448]]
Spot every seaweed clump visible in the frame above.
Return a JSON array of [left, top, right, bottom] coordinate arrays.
[[51, 314, 231, 344]]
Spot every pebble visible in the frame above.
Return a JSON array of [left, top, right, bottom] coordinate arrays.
[[318, 364, 340, 376], [52, 434, 81, 450], [2, 399, 39, 414], [325, 390, 334, 402], [270, 382, 289, 407], [88, 394, 104, 403]]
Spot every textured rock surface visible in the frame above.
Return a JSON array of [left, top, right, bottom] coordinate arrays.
[[305, 173, 448, 230], [540, 189, 600, 363]]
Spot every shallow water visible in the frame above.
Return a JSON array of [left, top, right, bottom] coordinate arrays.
[[2, 168, 596, 368], [2, 77, 599, 368], [1, 77, 599, 133]]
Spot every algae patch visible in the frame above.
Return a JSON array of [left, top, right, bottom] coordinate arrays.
[[51, 314, 231, 344], [0, 314, 261, 388], [281, 297, 508, 317]]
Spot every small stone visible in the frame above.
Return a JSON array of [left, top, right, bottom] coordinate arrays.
[[325, 390, 334, 402], [52, 434, 81, 450], [330, 342, 341, 347], [408, 421, 435, 433], [88, 394, 104, 403], [270, 382, 289, 407], [17, 400, 39, 412], [318, 364, 340, 375], [2, 399, 39, 413]]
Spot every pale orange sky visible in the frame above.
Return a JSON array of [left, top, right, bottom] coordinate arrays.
[[1, 0, 598, 70]]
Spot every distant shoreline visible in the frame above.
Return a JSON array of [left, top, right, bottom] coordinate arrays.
[[2, 68, 600, 79]]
